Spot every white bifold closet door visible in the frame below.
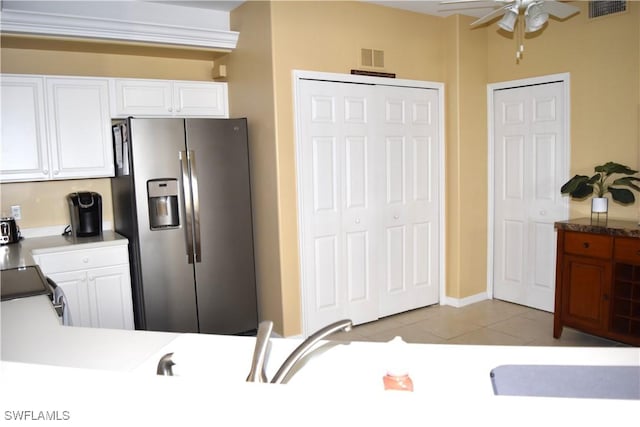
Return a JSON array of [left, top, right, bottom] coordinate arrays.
[[492, 81, 567, 312], [297, 78, 440, 335]]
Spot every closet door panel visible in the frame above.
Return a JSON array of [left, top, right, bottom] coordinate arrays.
[[297, 77, 441, 335], [378, 86, 440, 317], [298, 79, 379, 334]]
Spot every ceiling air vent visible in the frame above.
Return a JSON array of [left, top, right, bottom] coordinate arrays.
[[589, 1, 626, 19]]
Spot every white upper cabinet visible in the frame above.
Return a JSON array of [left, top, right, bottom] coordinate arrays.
[[111, 78, 228, 118], [1, 76, 50, 181], [1, 74, 114, 183], [45, 77, 114, 180]]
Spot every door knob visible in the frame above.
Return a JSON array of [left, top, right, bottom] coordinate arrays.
[[393, 215, 399, 220], [355, 218, 360, 224], [540, 210, 547, 216]]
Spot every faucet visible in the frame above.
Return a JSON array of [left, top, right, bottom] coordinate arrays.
[[245, 320, 274, 382], [246, 319, 353, 384]]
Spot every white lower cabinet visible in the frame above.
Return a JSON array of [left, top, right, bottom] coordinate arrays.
[[34, 244, 134, 330]]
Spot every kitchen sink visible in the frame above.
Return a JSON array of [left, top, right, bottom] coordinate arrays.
[[490, 365, 640, 399]]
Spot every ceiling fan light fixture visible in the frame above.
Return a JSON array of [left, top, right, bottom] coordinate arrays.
[[497, 9, 518, 32], [525, 2, 549, 32]]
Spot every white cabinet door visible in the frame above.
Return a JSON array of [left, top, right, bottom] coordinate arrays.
[[47, 270, 92, 327], [0, 76, 50, 182], [88, 265, 134, 330], [34, 243, 134, 330], [112, 78, 228, 117], [112, 79, 173, 116], [173, 81, 227, 117], [1, 74, 114, 183], [46, 77, 114, 179]]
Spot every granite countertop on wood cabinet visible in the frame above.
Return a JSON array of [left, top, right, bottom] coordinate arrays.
[[554, 218, 640, 238]]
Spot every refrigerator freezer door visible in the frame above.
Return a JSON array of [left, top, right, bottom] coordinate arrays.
[[129, 118, 199, 333], [185, 118, 258, 335]]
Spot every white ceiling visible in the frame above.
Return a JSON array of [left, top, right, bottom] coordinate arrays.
[[366, 1, 499, 18], [151, 1, 499, 18]]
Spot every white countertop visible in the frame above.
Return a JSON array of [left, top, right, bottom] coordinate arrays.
[[2, 234, 639, 425], [2, 292, 640, 425], [0, 231, 128, 270], [1, 295, 177, 371]]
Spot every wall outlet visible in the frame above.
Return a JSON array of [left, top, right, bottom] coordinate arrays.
[[11, 205, 21, 220]]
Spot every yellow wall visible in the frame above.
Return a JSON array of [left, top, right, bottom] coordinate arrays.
[[0, 37, 224, 230], [2, 1, 639, 337], [233, 0, 639, 335], [486, 1, 640, 221], [226, 2, 283, 331], [268, 1, 449, 335], [443, 14, 489, 299]]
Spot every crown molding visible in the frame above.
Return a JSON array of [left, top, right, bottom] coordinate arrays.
[[0, 8, 239, 50]]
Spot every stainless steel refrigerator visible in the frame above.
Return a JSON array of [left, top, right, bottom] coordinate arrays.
[[111, 118, 258, 335]]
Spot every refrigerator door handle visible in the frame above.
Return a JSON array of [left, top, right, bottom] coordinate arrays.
[[180, 151, 195, 264], [188, 150, 202, 263]]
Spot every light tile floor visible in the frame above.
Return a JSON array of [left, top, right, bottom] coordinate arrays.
[[330, 299, 630, 347]]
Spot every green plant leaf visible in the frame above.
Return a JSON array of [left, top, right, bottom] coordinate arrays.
[[612, 176, 640, 192], [560, 175, 590, 194], [609, 187, 635, 204], [571, 181, 595, 199], [587, 174, 601, 184], [595, 162, 638, 176]]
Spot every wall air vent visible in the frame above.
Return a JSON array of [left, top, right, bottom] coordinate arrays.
[[589, 1, 626, 19], [360, 48, 385, 69]]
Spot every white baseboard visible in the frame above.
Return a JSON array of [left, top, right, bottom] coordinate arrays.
[[441, 292, 490, 308]]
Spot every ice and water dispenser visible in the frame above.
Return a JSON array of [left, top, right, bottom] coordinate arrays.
[[147, 179, 180, 230]]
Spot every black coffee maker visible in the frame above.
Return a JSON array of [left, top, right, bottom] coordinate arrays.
[[67, 192, 102, 237]]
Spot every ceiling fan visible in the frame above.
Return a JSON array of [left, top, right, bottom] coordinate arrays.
[[441, 0, 580, 60]]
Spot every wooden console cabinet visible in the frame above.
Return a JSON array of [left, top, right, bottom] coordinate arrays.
[[554, 219, 640, 346]]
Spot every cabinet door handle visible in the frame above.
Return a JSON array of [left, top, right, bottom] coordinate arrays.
[[582, 242, 590, 249]]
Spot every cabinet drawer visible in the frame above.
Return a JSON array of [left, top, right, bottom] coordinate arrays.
[[564, 231, 613, 259], [35, 246, 129, 274], [614, 237, 640, 264]]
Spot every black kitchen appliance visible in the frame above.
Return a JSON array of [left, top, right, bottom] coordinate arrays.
[[67, 192, 102, 237], [0, 217, 20, 245]]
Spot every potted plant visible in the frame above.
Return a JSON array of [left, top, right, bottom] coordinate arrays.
[[560, 162, 640, 213]]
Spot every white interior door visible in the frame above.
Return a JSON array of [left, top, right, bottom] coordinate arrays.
[[298, 79, 380, 334], [492, 80, 568, 312], [297, 75, 441, 335], [377, 85, 440, 317]]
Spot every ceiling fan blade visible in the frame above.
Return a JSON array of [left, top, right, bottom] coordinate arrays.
[[542, 0, 580, 19], [470, 4, 511, 27], [440, 0, 508, 3]]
